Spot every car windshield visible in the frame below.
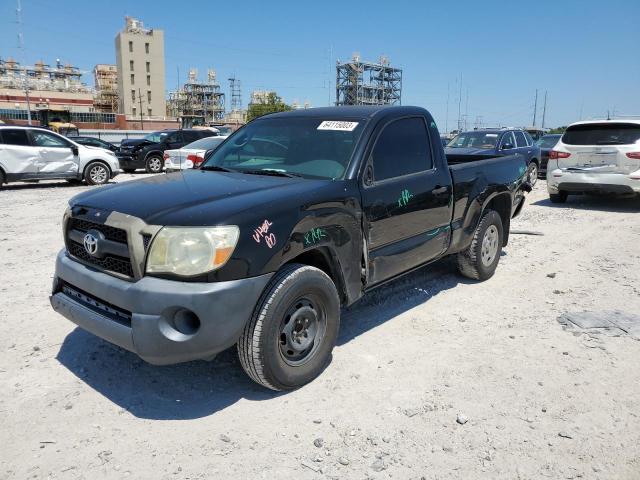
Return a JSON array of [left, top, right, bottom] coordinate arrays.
[[201, 117, 366, 179], [184, 136, 225, 150], [562, 123, 640, 145], [216, 126, 233, 135], [535, 135, 561, 149], [447, 131, 499, 149], [144, 131, 167, 143]]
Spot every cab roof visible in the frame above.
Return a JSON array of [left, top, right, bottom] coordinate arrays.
[[263, 105, 430, 121]]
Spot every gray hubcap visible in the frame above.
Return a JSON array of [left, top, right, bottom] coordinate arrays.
[[528, 164, 538, 186], [89, 165, 107, 184], [481, 225, 499, 267], [279, 297, 326, 366], [148, 157, 162, 172]]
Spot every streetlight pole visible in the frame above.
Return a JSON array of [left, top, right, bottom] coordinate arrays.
[[16, 0, 32, 125]]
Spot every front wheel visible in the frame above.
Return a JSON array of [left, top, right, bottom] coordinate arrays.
[[457, 209, 504, 281], [145, 155, 163, 173], [84, 162, 110, 186], [237, 264, 340, 391]]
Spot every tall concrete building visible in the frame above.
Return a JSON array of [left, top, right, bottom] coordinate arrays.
[[115, 16, 165, 117]]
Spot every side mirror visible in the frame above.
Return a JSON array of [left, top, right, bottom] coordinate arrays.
[[363, 164, 374, 186], [71, 145, 79, 156], [501, 143, 514, 150]]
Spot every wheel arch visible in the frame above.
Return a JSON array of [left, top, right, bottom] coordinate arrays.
[[481, 192, 512, 247], [282, 246, 350, 306], [82, 159, 112, 178]]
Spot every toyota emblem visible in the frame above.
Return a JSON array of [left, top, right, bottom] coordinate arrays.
[[83, 233, 99, 256]]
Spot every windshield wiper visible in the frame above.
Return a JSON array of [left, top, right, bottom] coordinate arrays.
[[240, 169, 302, 178], [200, 165, 236, 172]]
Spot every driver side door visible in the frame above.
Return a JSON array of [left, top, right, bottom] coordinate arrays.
[[499, 131, 516, 156], [30, 130, 78, 175]]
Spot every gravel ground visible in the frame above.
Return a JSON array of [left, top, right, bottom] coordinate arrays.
[[1, 175, 639, 480]]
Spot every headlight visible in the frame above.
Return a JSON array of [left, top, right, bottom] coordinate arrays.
[[146, 226, 240, 276]]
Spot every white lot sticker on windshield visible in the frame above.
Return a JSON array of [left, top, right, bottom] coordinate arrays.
[[486, 134, 498, 137], [317, 121, 359, 131]]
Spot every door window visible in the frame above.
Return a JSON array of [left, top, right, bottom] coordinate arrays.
[[1, 129, 31, 146], [31, 131, 70, 148], [165, 132, 181, 144], [514, 131, 528, 148], [371, 117, 433, 181], [500, 132, 515, 149]]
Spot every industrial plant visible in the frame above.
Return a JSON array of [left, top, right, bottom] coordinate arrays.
[[335, 54, 402, 106]]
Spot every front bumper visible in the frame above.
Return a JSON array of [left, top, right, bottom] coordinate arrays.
[[50, 250, 273, 365], [547, 169, 640, 195], [116, 152, 143, 169]]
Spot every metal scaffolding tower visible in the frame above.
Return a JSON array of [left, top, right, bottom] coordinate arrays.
[[228, 76, 242, 111], [335, 54, 402, 106], [167, 68, 225, 122]]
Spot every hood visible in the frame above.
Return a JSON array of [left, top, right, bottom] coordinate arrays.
[[445, 146, 497, 156], [70, 169, 330, 226], [120, 138, 151, 148]]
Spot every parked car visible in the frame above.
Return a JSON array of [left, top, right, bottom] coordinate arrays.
[[49, 106, 530, 390], [70, 136, 118, 152], [534, 134, 562, 178], [116, 129, 217, 173], [0, 125, 120, 187], [546, 120, 640, 203], [164, 135, 228, 172], [445, 128, 541, 185]]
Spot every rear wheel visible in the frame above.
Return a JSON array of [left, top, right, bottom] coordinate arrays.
[[145, 155, 163, 173], [527, 162, 538, 187], [457, 209, 503, 281], [549, 191, 568, 203], [84, 161, 110, 186], [237, 264, 340, 391]]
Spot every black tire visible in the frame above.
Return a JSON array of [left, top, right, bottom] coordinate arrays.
[[66, 179, 82, 185], [123, 168, 136, 174], [549, 191, 568, 203], [0, 169, 5, 188], [237, 263, 340, 391], [145, 154, 163, 173], [527, 162, 538, 187], [84, 161, 110, 186], [457, 209, 503, 281]]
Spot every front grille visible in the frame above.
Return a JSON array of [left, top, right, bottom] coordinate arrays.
[[69, 218, 127, 243], [60, 281, 131, 326], [66, 217, 134, 278], [67, 241, 134, 277]]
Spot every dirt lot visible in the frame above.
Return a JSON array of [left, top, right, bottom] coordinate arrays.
[[1, 175, 639, 480]]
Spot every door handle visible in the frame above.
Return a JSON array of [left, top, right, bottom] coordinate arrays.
[[431, 185, 449, 195]]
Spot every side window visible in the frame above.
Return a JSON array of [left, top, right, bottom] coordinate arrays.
[[500, 132, 515, 149], [31, 131, 70, 148], [165, 132, 180, 143], [514, 131, 527, 148], [1, 129, 31, 146], [183, 131, 200, 143], [371, 117, 433, 181], [523, 132, 534, 146]]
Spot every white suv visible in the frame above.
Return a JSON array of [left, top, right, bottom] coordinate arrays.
[[0, 126, 121, 188], [547, 119, 640, 203]]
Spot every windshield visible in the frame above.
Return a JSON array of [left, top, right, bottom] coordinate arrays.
[[562, 123, 640, 145], [447, 131, 499, 149], [184, 136, 225, 150], [535, 135, 561, 149], [144, 131, 167, 143], [201, 117, 366, 179], [216, 126, 233, 135]]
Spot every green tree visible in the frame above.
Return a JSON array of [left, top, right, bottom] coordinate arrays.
[[548, 126, 567, 134], [246, 92, 292, 122]]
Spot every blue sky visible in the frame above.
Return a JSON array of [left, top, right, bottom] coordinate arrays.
[[2, 0, 639, 130]]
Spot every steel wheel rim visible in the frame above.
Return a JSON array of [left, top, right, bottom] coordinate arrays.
[[481, 225, 499, 267], [149, 157, 162, 172], [90, 165, 107, 184], [529, 164, 538, 186], [278, 295, 327, 366]]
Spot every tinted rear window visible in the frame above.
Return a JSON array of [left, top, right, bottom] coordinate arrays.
[[562, 123, 640, 145], [1, 129, 30, 146]]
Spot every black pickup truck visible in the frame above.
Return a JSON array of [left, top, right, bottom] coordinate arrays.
[[50, 106, 530, 391]]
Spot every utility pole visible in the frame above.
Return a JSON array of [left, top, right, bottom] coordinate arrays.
[[138, 88, 144, 130], [457, 73, 463, 132], [532, 89, 538, 126], [16, 0, 32, 125], [328, 45, 333, 106], [541, 91, 547, 128], [445, 81, 450, 134]]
